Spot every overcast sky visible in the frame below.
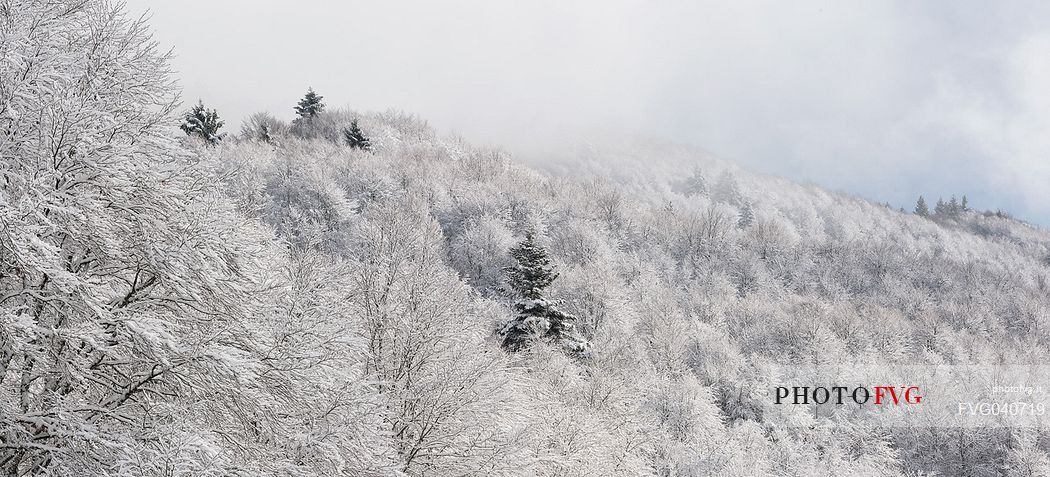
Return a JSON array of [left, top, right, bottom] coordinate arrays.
[[126, 0, 1050, 226]]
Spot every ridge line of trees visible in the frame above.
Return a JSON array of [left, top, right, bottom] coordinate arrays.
[[914, 194, 969, 219], [184, 87, 374, 151]]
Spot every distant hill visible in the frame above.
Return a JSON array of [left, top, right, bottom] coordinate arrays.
[[213, 109, 1050, 475]]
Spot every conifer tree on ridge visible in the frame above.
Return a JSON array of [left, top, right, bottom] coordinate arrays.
[[343, 119, 372, 151], [915, 195, 929, 217], [295, 87, 325, 119], [180, 100, 224, 144], [500, 232, 587, 354]]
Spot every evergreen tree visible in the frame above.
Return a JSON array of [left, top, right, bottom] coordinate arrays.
[[738, 201, 754, 229], [343, 119, 372, 151], [961, 195, 969, 211], [934, 197, 947, 216], [180, 100, 224, 144], [681, 167, 707, 197], [295, 87, 325, 119], [712, 170, 743, 205], [500, 232, 587, 354], [914, 195, 929, 217], [948, 195, 960, 216], [506, 232, 557, 300]]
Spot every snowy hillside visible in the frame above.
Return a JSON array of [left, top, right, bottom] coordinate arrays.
[[3, 2, 1050, 476]]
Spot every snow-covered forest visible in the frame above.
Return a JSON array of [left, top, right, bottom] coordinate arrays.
[[3, 1, 1050, 475]]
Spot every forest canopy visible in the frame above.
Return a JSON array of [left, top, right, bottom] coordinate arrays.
[[2, 1, 1050, 476]]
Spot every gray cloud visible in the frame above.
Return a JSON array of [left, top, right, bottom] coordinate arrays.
[[126, 0, 1050, 225]]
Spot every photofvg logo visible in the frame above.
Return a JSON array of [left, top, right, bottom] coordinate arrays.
[[767, 365, 1050, 428], [774, 385, 922, 406]]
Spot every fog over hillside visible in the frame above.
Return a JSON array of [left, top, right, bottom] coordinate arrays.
[[126, 0, 1050, 227], [3, 1, 1050, 476]]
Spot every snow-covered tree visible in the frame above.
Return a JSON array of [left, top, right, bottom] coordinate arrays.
[[0, 4, 405, 475], [1005, 429, 1050, 477], [914, 195, 930, 216], [256, 250, 402, 475], [506, 232, 559, 300], [343, 119, 372, 150], [450, 215, 516, 292], [0, 1, 273, 473], [712, 170, 743, 205], [500, 233, 588, 354], [240, 111, 287, 143], [934, 197, 948, 216], [180, 99, 224, 144], [352, 203, 528, 475], [738, 201, 755, 228], [295, 87, 325, 119], [675, 167, 708, 197]]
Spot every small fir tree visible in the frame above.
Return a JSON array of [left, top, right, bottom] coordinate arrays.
[[343, 119, 372, 151], [180, 100, 224, 144], [506, 232, 558, 300], [948, 195, 960, 216], [934, 197, 947, 216], [681, 167, 707, 197], [961, 195, 969, 211], [914, 195, 929, 216], [738, 201, 754, 228], [295, 87, 325, 119], [500, 232, 587, 354], [712, 170, 743, 205]]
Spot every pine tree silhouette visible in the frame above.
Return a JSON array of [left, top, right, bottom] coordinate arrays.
[[506, 232, 557, 300], [295, 88, 325, 119], [180, 100, 224, 144], [500, 232, 587, 354], [914, 195, 929, 217], [934, 197, 947, 216], [738, 201, 754, 228], [343, 119, 372, 151], [948, 195, 960, 216]]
